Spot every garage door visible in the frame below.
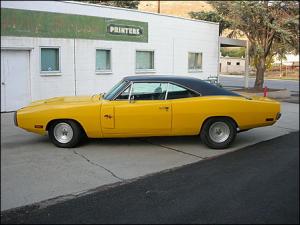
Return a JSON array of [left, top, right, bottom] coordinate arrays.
[[1, 50, 31, 112]]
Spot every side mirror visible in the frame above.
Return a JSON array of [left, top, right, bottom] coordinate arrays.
[[129, 95, 135, 103]]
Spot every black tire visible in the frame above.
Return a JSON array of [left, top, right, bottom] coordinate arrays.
[[200, 117, 237, 149], [48, 120, 83, 148]]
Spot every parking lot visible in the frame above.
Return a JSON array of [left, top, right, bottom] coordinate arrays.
[[1, 102, 299, 211]]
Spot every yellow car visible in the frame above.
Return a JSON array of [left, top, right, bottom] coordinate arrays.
[[14, 75, 281, 149]]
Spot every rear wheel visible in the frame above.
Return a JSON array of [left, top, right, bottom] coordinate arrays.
[[200, 118, 237, 149], [49, 120, 83, 148]]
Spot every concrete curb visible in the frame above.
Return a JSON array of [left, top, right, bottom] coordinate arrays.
[[234, 89, 291, 99]]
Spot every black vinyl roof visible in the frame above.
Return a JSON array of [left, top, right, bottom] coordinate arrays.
[[123, 75, 240, 97]]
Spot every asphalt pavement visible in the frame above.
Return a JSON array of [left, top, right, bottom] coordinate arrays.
[[2, 102, 298, 211], [1, 131, 298, 224]]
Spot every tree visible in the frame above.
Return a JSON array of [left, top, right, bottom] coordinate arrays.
[[189, 11, 231, 36], [220, 47, 245, 58], [77, 1, 140, 9], [210, 1, 299, 89]]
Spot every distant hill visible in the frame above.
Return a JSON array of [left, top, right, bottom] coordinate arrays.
[[138, 1, 213, 19]]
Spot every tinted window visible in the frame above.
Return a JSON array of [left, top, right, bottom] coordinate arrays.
[[167, 83, 199, 100], [96, 49, 111, 71], [136, 51, 154, 70], [41, 48, 59, 72], [188, 52, 202, 70]]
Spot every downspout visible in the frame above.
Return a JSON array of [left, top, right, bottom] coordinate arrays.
[[74, 38, 77, 96], [217, 36, 220, 83], [172, 38, 175, 74]]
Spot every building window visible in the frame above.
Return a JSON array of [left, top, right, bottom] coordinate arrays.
[[188, 52, 202, 71], [227, 62, 231, 65], [136, 50, 155, 71], [236, 62, 240, 65], [96, 49, 111, 72], [41, 48, 60, 73]]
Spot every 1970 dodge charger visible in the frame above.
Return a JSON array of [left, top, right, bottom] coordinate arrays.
[[14, 75, 281, 149]]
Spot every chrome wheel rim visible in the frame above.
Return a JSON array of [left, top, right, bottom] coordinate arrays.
[[53, 123, 73, 144], [209, 122, 230, 143]]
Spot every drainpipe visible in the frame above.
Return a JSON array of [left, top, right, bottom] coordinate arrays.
[[74, 38, 77, 96]]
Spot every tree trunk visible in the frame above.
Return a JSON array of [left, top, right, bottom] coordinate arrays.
[[254, 56, 266, 89]]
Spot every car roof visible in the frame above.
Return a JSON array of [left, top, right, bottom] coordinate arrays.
[[123, 75, 240, 97]]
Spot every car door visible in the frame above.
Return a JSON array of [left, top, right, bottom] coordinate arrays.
[[101, 82, 172, 137], [167, 83, 203, 136]]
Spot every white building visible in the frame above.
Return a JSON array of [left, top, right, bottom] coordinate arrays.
[[1, 1, 219, 112], [220, 56, 245, 75]]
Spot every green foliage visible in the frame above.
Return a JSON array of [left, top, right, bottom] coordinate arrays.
[[76, 0, 140, 9], [210, 1, 299, 87], [189, 11, 231, 35], [220, 47, 245, 58]]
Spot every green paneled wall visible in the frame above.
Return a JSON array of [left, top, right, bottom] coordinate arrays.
[[1, 8, 148, 42]]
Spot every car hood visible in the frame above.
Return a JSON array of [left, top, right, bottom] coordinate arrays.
[[28, 94, 102, 107]]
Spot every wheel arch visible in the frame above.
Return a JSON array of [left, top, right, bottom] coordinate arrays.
[[199, 116, 239, 135], [46, 119, 87, 136]]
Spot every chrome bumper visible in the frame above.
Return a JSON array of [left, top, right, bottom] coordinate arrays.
[[14, 111, 18, 127], [276, 112, 281, 120]]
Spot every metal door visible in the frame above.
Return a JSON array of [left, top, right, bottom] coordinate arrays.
[[1, 50, 30, 112]]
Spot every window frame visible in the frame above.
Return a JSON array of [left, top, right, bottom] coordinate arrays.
[[135, 49, 156, 73], [112, 81, 201, 101], [40, 46, 61, 75], [95, 48, 112, 74], [188, 52, 203, 73]]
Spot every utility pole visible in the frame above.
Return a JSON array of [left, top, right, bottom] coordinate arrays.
[[158, 0, 160, 13]]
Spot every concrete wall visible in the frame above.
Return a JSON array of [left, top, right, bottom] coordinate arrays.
[[1, 1, 219, 101]]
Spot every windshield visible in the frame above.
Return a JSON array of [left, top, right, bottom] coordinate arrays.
[[103, 80, 128, 100]]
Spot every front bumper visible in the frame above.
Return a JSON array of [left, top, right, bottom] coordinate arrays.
[[14, 111, 18, 127]]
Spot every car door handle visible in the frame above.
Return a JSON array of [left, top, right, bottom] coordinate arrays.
[[159, 106, 169, 110], [104, 114, 113, 119]]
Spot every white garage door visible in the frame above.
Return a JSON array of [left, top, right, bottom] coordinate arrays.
[[1, 50, 31, 112]]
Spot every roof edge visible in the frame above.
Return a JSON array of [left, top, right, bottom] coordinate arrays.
[[63, 1, 219, 26]]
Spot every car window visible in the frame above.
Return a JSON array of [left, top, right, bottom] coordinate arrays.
[[167, 83, 199, 99], [103, 80, 128, 100], [130, 82, 168, 100], [115, 85, 131, 100]]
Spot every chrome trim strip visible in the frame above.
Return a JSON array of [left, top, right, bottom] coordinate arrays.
[[165, 83, 170, 100], [14, 111, 18, 127], [128, 81, 134, 101]]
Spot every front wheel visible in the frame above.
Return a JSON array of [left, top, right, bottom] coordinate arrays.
[[49, 120, 83, 148], [200, 118, 237, 149]]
